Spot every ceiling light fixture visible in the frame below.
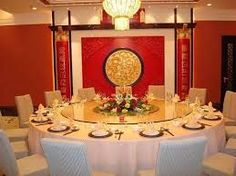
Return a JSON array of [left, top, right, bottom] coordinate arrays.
[[102, 0, 141, 31], [31, 6, 37, 10], [206, 3, 212, 7]]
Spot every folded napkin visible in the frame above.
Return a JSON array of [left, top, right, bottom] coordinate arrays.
[[52, 99, 59, 107], [38, 103, 45, 111], [172, 94, 180, 103]]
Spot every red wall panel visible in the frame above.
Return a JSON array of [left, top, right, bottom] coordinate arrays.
[[194, 21, 236, 103], [0, 24, 53, 106], [82, 36, 164, 96]]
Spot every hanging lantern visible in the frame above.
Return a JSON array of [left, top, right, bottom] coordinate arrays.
[[102, 0, 141, 30]]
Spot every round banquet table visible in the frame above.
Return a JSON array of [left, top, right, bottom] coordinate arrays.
[[28, 100, 226, 176]]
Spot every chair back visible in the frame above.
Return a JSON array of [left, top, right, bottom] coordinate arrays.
[[228, 92, 236, 120], [223, 91, 234, 118], [41, 138, 91, 176], [15, 94, 34, 128], [148, 85, 165, 99], [115, 86, 132, 94], [84, 87, 96, 101], [0, 130, 19, 176], [78, 88, 87, 100], [188, 88, 207, 105], [156, 136, 207, 176], [44, 90, 63, 107]]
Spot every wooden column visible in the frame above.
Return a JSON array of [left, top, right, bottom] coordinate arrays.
[[68, 10, 73, 96]]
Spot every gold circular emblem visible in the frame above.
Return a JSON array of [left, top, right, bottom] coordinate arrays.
[[104, 49, 143, 86]]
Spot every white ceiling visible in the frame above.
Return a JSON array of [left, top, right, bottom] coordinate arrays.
[[0, 0, 236, 14]]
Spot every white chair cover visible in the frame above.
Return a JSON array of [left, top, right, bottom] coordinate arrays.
[[188, 88, 207, 105], [148, 85, 165, 99], [84, 87, 96, 101], [78, 87, 96, 101], [228, 92, 236, 120], [41, 138, 92, 176], [0, 130, 48, 176], [115, 86, 132, 94], [15, 94, 34, 128], [44, 90, 63, 107], [78, 88, 87, 100], [156, 136, 207, 176], [0, 130, 19, 176], [223, 91, 234, 118]]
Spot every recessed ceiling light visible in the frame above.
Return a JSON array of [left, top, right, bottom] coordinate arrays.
[[32, 6, 37, 10], [207, 3, 212, 7]]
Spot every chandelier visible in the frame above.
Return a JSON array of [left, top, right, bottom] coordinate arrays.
[[102, 0, 141, 30]]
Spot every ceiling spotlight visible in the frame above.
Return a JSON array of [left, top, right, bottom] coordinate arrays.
[[206, 3, 212, 7], [31, 6, 37, 10]]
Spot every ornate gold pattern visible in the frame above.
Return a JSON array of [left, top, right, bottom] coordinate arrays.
[[104, 49, 142, 86]]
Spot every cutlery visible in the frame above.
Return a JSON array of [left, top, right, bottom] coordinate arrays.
[[114, 129, 120, 138], [197, 121, 212, 126], [35, 121, 53, 126], [118, 131, 124, 140], [63, 129, 79, 136], [160, 127, 174, 136]]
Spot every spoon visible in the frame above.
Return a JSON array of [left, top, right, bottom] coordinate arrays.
[[63, 128, 80, 136]]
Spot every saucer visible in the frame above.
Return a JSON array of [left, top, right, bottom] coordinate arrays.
[[182, 123, 205, 130], [31, 117, 49, 123], [88, 130, 112, 138], [139, 130, 163, 138], [47, 125, 70, 132], [202, 115, 221, 121]]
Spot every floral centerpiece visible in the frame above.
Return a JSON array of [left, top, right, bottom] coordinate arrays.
[[95, 93, 157, 116]]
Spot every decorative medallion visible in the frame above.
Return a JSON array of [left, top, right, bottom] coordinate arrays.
[[104, 48, 143, 86]]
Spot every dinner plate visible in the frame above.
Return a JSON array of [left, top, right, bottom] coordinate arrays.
[[47, 125, 70, 132], [201, 106, 217, 112], [202, 115, 221, 121], [88, 130, 113, 138], [31, 117, 49, 123], [182, 123, 205, 130], [139, 130, 164, 138]]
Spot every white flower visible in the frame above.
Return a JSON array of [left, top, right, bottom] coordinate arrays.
[[99, 106, 105, 110], [125, 94, 132, 100], [125, 103, 130, 108], [122, 109, 128, 113], [145, 105, 151, 110], [111, 108, 117, 113], [135, 107, 142, 112], [104, 103, 110, 108]]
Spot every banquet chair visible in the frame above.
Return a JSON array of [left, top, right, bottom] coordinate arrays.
[[41, 138, 116, 176], [78, 88, 87, 100], [84, 87, 96, 101], [202, 152, 236, 176], [223, 91, 236, 126], [148, 85, 165, 99], [188, 88, 207, 105], [0, 130, 49, 176], [115, 86, 132, 94], [78, 87, 96, 101], [0, 110, 28, 142], [0, 111, 28, 159], [44, 90, 63, 107], [15, 94, 34, 128], [138, 136, 207, 176]]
